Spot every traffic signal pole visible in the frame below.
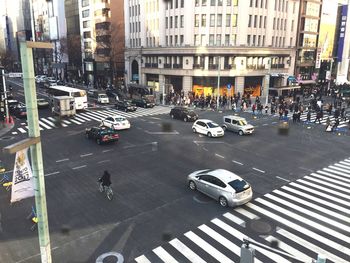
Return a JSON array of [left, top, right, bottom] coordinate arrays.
[[20, 41, 53, 263], [0, 67, 9, 123]]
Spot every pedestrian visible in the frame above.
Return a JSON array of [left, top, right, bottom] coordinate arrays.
[[314, 111, 321, 124], [252, 103, 256, 115], [279, 108, 283, 119], [341, 107, 346, 121], [334, 108, 340, 119], [333, 118, 340, 131]]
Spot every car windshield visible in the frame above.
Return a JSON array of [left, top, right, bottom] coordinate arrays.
[[207, 122, 219, 128], [100, 94, 107, 98], [114, 117, 126, 122], [238, 120, 247, 126], [228, 179, 250, 193], [100, 128, 116, 135]]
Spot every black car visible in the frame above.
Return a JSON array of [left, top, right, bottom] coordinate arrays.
[[115, 100, 137, 112], [11, 106, 27, 119], [85, 126, 119, 145], [170, 107, 198, 122], [132, 98, 155, 108]]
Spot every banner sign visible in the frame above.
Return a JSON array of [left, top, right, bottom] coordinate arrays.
[[11, 148, 35, 203], [315, 48, 322, 69], [336, 5, 348, 62]]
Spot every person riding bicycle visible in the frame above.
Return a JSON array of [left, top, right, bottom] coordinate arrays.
[[99, 170, 111, 188]]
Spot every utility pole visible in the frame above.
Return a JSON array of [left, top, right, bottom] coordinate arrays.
[[19, 41, 53, 263], [217, 56, 221, 110], [0, 67, 9, 123]]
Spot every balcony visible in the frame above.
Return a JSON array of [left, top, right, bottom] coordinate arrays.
[[224, 65, 232, 70], [151, 63, 158, 68], [164, 63, 171, 68], [173, 64, 182, 69], [145, 63, 152, 68]]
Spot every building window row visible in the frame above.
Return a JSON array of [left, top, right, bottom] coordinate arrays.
[[196, 14, 237, 27], [274, 0, 288, 12], [166, 15, 184, 29], [195, 0, 237, 6], [249, 0, 268, 9], [166, 0, 185, 9], [273, 17, 287, 30], [248, 15, 266, 28], [271, 36, 286, 47], [130, 38, 141, 47], [165, 35, 185, 46], [82, 9, 90, 18], [194, 34, 236, 46], [82, 0, 89, 8], [247, 34, 265, 46], [130, 21, 141, 33], [129, 4, 140, 17]]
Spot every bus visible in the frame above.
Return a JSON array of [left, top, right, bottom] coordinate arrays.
[[47, 85, 88, 110]]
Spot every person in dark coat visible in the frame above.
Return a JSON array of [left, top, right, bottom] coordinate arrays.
[[307, 111, 311, 122]]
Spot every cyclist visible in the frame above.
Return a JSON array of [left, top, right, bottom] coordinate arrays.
[[99, 170, 111, 189]]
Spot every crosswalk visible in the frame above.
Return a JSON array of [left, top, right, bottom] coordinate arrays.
[[134, 158, 350, 263], [11, 106, 171, 135]]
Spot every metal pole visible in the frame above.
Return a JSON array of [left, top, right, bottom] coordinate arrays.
[[20, 42, 52, 263], [265, 59, 271, 105], [327, 59, 333, 92], [1, 68, 9, 121], [162, 82, 165, 105], [217, 56, 221, 110]]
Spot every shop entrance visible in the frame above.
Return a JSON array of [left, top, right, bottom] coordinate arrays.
[[244, 76, 263, 97]]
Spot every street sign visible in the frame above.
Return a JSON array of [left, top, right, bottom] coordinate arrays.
[[326, 70, 331, 80], [227, 83, 232, 89], [8, 72, 23, 78]]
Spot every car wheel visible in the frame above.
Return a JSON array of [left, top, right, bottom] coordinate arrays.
[[170, 114, 175, 119], [207, 132, 212, 137], [143, 104, 147, 108], [219, 196, 228, 207], [97, 139, 101, 145], [222, 126, 227, 131], [189, 181, 196, 190], [184, 117, 188, 122], [192, 128, 196, 133], [238, 130, 244, 136]]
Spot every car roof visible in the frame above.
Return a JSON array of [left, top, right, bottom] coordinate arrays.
[[202, 169, 242, 183], [108, 115, 125, 119], [224, 115, 246, 121], [196, 119, 215, 123]]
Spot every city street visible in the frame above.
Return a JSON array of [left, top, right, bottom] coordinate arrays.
[[1, 83, 350, 262]]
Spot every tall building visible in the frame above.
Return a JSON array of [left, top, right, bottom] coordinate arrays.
[[124, 0, 299, 99], [295, 0, 323, 82]]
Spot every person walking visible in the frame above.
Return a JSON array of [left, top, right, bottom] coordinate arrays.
[[341, 107, 346, 121], [307, 111, 311, 123], [314, 111, 322, 124]]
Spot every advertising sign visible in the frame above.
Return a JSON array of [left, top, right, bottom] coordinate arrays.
[[336, 5, 348, 62], [315, 48, 322, 69]]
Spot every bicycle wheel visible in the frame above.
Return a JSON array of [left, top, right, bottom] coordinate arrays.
[[106, 188, 113, 201], [98, 183, 104, 193]]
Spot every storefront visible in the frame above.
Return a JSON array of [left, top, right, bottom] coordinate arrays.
[[244, 76, 263, 97], [192, 77, 235, 97]]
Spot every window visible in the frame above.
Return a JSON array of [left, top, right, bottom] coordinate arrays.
[[83, 20, 90, 28], [195, 34, 200, 45], [217, 14, 222, 26], [175, 16, 178, 28], [262, 35, 265, 45], [284, 19, 287, 30], [274, 0, 277, 10], [252, 35, 256, 46], [166, 36, 168, 45], [195, 14, 199, 27], [250, 0, 253, 7], [210, 14, 215, 27], [202, 0, 207, 6], [170, 0, 173, 8], [218, 0, 222, 6], [180, 15, 184, 28], [293, 1, 296, 13], [181, 0, 184, 8], [82, 0, 89, 7], [290, 37, 293, 46], [272, 36, 274, 46], [259, 16, 262, 28], [248, 15, 252, 27], [232, 34, 237, 45], [180, 35, 184, 45], [170, 36, 173, 45], [247, 35, 251, 46], [255, 0, 258, 7], [277, 18, 279, 30], [226, 14, 231, 27], [265, 0, 268, 8], [216, 34, 221, 45], [195, 0, 200, 6], [175, 35, 178, 45], [232, 14, 237, 26], [201, 34, 206, 45], [170, 16, 173, 28], [225, 34, 230, 45], [261, 0, 263, 8], [211, 0, 216, 6], [82, 9, 89, 18], [254, 15, 257, 27], [258, 35, 261, 46], [283, 37, 285, 47], [83, 31, 91, 38], [176, 0, 178, 8], [209, 34, 215, 45], [273, 18, 276, 29], [233, 0, 238, 6], [201, 14, 206, 27], [83, 41, 91, 49], [291, 20, 294, 31], [227, 0, 231, 6], [166, 17, 168, 28]]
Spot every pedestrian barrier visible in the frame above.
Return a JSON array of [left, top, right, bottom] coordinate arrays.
[[0, 174, 12, 191], [26, 206, 38, 231]]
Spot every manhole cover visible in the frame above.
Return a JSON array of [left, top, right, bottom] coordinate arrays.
[[248, 219, 274, 234]]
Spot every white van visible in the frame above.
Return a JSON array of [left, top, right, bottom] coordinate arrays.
[[97, 93, 109, 104]]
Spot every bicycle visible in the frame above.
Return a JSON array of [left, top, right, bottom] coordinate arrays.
[[98, 181, 113, 201]]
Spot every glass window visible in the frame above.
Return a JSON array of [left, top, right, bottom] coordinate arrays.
[[248, 15, 252, 27], [264, 16, 266, 28], [201, 34, 206, 45], [272, 36, 274, 46], [232, 34, 236, 45], [180, 35, 184, 45], [228, 179, 250, 193], [195, 0, 200, 6], [175, 16, 178, 28], [291, 20, 294, 31], [225, 34, 230, 45], [83, 20, 90, 28], [166, 17, 168, 28], [176, 0, 178, 8], [202, 0, 207, 6], [233, 0, 238, 6], [209, 34, 215, 45], [218, 0, 223, 6], [201, 14, 206, 27], [83, 31, 91, 38], [232, 14, 237, 27], [211, 0, 216, 5], [305, 2, 320, 16], [82, 10, 90, 18], [180, 15, 184, 28], [250, 0, 253, 7], [175, 35, 178, 45], [170, 16, 173, 28], [247, 35, 251, 46], [252, 35, 256, 46], [210, 14, 215, 27], [302, 34, 317, 47], [304, 18, 318, 33], [254, 15, 257, 28], [216, 34, 221, 46], [273, 18, 275, 29], [258, 35, 261, 46], [82, 0, 89, 7], [217, 14, 222, 26], [227, 0, 231, 6], [181, 0, 184, 8], [226, 14, 231, 27], [259, 16, 262, 28], [195, 14, 199, 27]]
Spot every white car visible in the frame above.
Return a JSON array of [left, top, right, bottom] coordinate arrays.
[[101, 115, 130, 130], [192, 119, 224, 137]]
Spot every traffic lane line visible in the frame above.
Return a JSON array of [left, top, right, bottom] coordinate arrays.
[[45, 171, 60, 177], [80, 153, 93, 158], [232, 160, 243, 165], [276, 176, 290, 182], [72, 165, 87, 170], [98, 160, 110, 164], [102, 149, 113, 153], [215, 153, 225, 159], [56, 158, 69, 163], [252, 167, 265, 173]]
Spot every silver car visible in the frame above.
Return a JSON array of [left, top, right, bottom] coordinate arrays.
[[222, 115, 254, 135], [187, 169, 253, 207]]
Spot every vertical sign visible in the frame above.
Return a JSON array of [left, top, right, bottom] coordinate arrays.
[[315, 48, 322, 69], [337, 5, 348, 62]]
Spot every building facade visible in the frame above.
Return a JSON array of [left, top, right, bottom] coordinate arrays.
[[124, 0, 299, 100]]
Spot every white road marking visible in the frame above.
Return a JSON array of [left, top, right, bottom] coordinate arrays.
[[44, 171, 60, 177], [18, 127, 27, 133], [223, 212, 246, 227], [232, 160, 243, 165], [235, 207, 259, 220], [252, 167, 265, 173], [98, 160, 110, 164], [145, 130, 179, 135], [72, 165, 87, 170], [134, 255, 152, 263], [102, 149, 113, 153], [169, 238, 206, 263], [47, 117, 67, 127], [304, 176, 350, 194], [11, 132, 18, 135], [80, 153, 93, 158], [56, 158, 69, 163], [40, 118, 56, 127], [276, 176, 290, 182], [152, 247, 179, 263], [202, 147, 208, 151], [38, 120, 52, 129], [215, 153, 225, 158]]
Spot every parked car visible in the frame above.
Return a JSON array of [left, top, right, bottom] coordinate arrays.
[[222, 115, 254, 135], [35, 75, 47, 83], [187, 169, 253, 207], [170, 107, 198, 122], [85, 126, 119, 145], [192, 119, 224, 137], [44, 77, 57, 89], [101, 115, 131, 130], [115, 100, 137, 112], [37, 98, 50, 109], [132, 98, 155, 108], [11, 106, 27, 118]]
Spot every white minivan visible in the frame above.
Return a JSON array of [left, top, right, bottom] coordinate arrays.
[[97, 93, 109, 104]]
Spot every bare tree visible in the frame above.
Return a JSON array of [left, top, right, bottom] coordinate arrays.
[[0, 48, 16, 71]]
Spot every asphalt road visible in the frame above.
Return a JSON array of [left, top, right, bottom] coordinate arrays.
[[0, 80, 350, 262]]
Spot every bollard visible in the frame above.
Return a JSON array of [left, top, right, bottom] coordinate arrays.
[[316, 254, 326, 263], [240, 244, 255, 263]]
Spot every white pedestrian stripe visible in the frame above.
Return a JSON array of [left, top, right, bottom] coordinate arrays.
[[134, 255, 152, 263], [38, 120, 52, 129], [134, 157, 350, 263], [47, 117, 67, 127], [152, 247, 178, 263], [18, 127, 27, 133], [40, 118, 56, 127]]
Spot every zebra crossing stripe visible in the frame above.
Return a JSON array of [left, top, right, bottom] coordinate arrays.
[[335, 163, 350, 169], [234, 207, 259, 220], [264, 235, 313, 263], [304, 176, 350, 193], [18, 127, 27, 133], [79, 112, 101, 121], [47, 117, 67, 127], [274, 188, 350, 223], [73, 116, 87, 123], [40, 118, 56, 127], [184, 231, 235, 263], [69, 118, 83, 125], [152, 246, 179, 263], [211, 218, 287, 263], [38, 120, 52, 129], [312, 172, 350, 186], [169, 238, 206, 263], [134, 255, 152, 263], [313, 171, 350, 183], [277, 228, 348, 263], [246, 202, 350, 255], [61, 120, 72, 125], [223, 212, 246, 227], [255, 197, 350, 243], [265, 193, 350, 232], [75, 114, 91, 121], [328, 165, 350, 175], [198, 224, 248, 262], [290, 182, 350, 208]]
